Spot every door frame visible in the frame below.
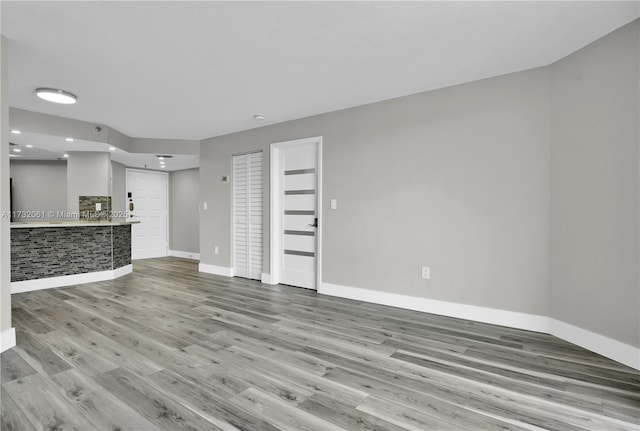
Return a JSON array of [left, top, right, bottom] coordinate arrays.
[[269, 136, 323, 289], [125, 168, 170, 259]]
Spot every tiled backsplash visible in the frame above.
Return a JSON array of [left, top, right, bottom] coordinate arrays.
[[79, 196, 112, 221]]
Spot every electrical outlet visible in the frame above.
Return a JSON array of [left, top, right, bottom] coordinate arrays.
[[421, 266, 430, 280], [214, 246, 219, 255]]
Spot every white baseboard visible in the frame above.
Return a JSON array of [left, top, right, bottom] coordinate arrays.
[[1, 328, 16, 352], [113, 264, 134, 279], [550, 319, 640, 371], [199, 263, 233, 277], [11, 264, 133, 294], [169, 250, 200, 260], [319, 281, 640, 371], [261, 273, 277, 285], [319, 282, 550, 333]]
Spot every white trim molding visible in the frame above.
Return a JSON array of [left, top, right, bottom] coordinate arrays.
[[1, 328, 16, 352], [169, 250, 201, 260], [11, 265, 133, 294], [319, 281, 640, 371], [550, 319, 640, 371], [199, 263, 233, 277], [270, 136, 323, 291], [319, 282, 549, 333], [261, 273, 277, 285]]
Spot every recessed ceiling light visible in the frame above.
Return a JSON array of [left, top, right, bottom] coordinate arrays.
[[253, 114, 265, 121], [109, 147, 116, 151], [157, 156, 165, 160], [10, 130, 21, 134], [63, 153, 69, 158], [36, 88, 77, 104], [12, 148, 21, 153], [25, 144, 33, 148], [65, 137, 74, 142], [160, 165, 166, 169]]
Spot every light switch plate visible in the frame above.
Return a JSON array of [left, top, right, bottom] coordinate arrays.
[[330, 199, 337, 210]]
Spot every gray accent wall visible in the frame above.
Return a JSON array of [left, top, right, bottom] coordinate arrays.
[[170, 168, 200, 254], [10, 160, 67, 220], [111, 161, 126, 216], [201, 67, 552, 315], [66, 152, 111, 216], [550, 21, 640, 347]]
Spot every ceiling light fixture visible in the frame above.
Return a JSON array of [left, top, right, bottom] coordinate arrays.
[[63, 153, 69, 158], [36, 88, 77, 104], [25, 144, 33, 148], [253, 114, 265, 121], [157, 156, 165, 160], [109, 147, 116, 151], [12, 148, 21, 153], [10, 130, 21, 134], [65, 137, 74, 142]]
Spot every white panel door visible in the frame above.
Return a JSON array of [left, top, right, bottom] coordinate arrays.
[[233, 152, 263, 280], [280, 141, 318, 289], [127, 170, 168, 260]]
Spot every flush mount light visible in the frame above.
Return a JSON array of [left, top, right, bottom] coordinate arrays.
[[253, 114, 265, 121], [10, 130, 21, 134], [36, 88, 77, 104], [65, 137, 74, 142], [25, 144, 33, 148], [12, 148, 21, 153], [63, 153, 69, 158], [109, 147, 116, 151]]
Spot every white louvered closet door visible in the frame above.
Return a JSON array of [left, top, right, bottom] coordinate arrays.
[[233, 152, 263, 280]]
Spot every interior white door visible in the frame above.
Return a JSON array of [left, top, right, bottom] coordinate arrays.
[[233, 152, 263, 280], [279, 141, 319, 289], [127, 170, 168, 260]]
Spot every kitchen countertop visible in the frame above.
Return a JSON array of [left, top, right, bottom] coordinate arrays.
[[11, 220, 140, 228]]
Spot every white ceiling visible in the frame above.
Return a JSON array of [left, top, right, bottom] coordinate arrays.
[[2, 1, 639, 141], [9, 132, 199, 171]]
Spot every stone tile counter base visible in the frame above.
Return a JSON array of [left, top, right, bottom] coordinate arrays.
[[10, 222, 134, 293]]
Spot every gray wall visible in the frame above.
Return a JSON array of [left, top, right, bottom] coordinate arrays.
[[1, 35, 11, 345], [170, 168, 200, 254], [10, 160, 67, 221], [550, 21, 640, 347], [111, 161, 126, 217], [201, 67, 552, 315], [66, 152, 111, 215]]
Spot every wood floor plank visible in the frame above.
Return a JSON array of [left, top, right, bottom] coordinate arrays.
[[229, 387, 346, 431], [2, 256, 638, 430], [0, 387, 37, 431], [93, 367, 229, 431], [51, 368, 161, 430], [3, 373, 98, 431], [1, 348, 37, 383]]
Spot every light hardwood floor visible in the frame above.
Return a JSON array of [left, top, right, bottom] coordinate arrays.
[[1, 257, 639, 430]]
